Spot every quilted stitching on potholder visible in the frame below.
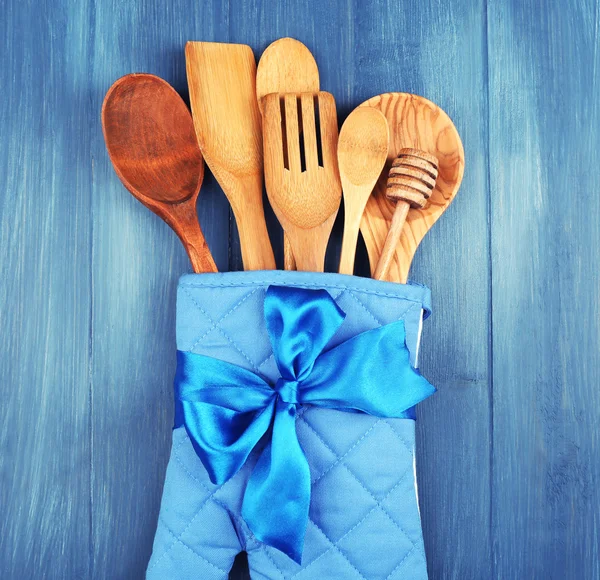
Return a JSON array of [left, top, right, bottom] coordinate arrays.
[[147, 273, 430, 580]]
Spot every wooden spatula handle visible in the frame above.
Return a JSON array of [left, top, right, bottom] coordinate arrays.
[[374, 149, 438, 282]]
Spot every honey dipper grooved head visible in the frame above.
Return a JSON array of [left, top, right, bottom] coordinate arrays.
[[386, 148, 439, 208]]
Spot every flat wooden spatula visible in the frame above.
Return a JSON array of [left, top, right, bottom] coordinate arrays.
[[186, 41, 276, 271]]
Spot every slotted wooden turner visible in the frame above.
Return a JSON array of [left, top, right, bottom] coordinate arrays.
[[262, 92, 341, 272]]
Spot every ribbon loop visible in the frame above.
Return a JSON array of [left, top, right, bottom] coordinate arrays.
[[175, 285, 435, 563]]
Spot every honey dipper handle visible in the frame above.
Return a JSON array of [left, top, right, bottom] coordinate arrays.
[[373, 202, 410, 281]]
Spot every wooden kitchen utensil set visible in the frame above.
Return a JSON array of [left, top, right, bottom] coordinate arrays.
[[102, 39, 465, 284]]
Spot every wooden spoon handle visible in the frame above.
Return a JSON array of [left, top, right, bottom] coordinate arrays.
[[283, 236, 296, 270], [166, 201, 217, 273], [229, 202, 275, 271], [186, 227, 218, 273], [339, 219, 361, 275]]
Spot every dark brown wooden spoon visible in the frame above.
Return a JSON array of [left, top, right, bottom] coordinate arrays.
[[102, 73, 217, 273]]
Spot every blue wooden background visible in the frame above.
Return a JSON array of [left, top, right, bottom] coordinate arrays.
[[1, 0, 599, 578]]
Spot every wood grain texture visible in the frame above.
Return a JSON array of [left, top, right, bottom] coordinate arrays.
[[347, 2, 494, 577], [359, 93, 464, 283], [0, 0, 93, 577], [1, 0, 599, 579], [373, 149, 439, 282], [256, 37, 320, 114], [488, 1, 600, 577], [229, 0, 351, 274], [89, 2, 231, 578], [256, 37, 321, 271]]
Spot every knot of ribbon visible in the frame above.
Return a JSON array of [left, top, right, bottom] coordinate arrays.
[[174, 285, 435, 563]]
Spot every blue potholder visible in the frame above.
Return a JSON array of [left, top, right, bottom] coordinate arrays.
[[147, 271, 431, 580]]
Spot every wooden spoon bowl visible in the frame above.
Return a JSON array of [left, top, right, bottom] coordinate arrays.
[[256, 38, 320, 114], [359, 93, 464, 283]]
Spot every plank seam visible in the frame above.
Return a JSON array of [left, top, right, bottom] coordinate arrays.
[[483, 0, 496, 576], [88, 155, 95, 579]]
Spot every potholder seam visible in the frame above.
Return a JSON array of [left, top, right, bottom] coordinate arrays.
[[385, 544, 420, 580], [187, 287, 261, 352], [148, 455, 239, 572], [254, 544, 289, 580], [290, 466, 415, 578], [179, 280, 427, 308], [345, 290, 386, 327], [382, 419, 414, 455], [300, 416, 419, 569], [181, 286, 268, 378], [156, 516, 230, 575], [302, 517, 368, 580], [300, 414, 381, 486]]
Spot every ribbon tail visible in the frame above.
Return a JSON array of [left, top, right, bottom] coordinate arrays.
[[242, 398, 310, 564]]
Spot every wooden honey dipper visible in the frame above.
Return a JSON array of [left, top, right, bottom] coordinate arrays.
[[373, 148, 439, 281]]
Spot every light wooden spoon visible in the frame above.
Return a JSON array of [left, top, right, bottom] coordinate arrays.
[[102, 73, 217, 273], [263, 92, 342, 272], [337, 107, 389, 275], [256, 37, 320, 271], [185, 41, 276, 271], [359, 92, 464, 283]]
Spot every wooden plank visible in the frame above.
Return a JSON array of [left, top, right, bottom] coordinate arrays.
[[0, 0, 93, 577], [227, 4, 354, 576], [229, 2, 492, 578], [89, 1, 231, 576], [349, 1, 493, 577], [488, 0, 600, 577], [227, 0, 354, 273]]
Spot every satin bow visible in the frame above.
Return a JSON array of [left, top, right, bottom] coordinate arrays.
[[174, 285, 435, 563]]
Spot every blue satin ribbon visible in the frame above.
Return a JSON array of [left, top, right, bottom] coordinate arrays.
[[174, 285, 435, 563]]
